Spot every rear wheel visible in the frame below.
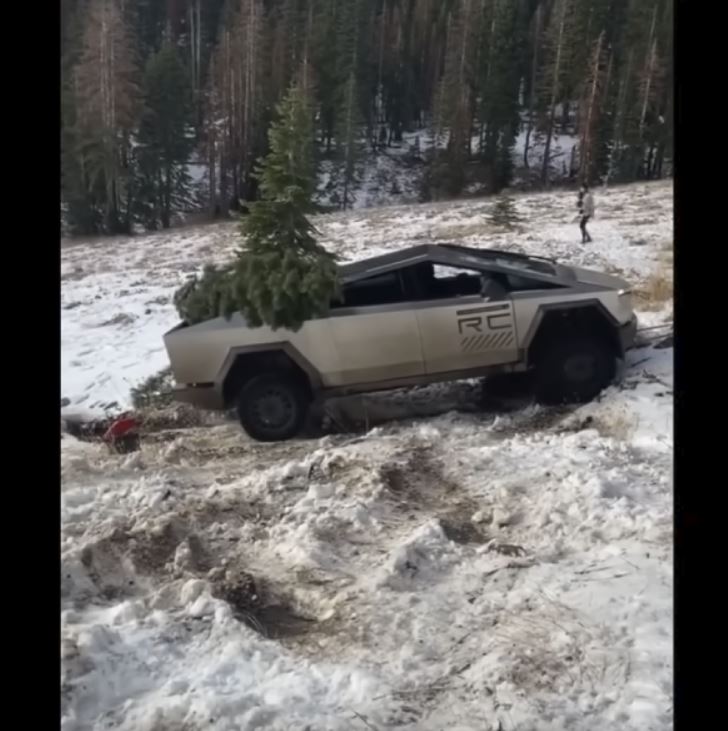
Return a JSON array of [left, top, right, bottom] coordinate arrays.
[[236, 373, 309, 442], [534, 336, 616, 405]]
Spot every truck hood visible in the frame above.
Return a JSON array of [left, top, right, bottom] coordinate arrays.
[[568, 265, 631, 291], [164, 313, 252, 341]]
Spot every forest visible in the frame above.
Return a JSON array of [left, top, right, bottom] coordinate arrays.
[[61, 0, 673, 236]]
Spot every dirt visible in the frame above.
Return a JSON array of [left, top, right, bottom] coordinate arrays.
[[98, 312, 137, 327], [439, 513, 488, 545]]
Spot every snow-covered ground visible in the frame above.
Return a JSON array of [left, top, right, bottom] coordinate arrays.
[[315, 126, 579, 210], [61, 181, 673, 730]]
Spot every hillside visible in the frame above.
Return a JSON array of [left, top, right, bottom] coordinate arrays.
[[62, 182, 673, 731]]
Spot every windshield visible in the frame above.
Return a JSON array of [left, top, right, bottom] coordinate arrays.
[[494, 257, 556, 276]]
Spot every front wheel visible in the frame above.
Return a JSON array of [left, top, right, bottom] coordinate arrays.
[[236, 373, 309, 442], [534, 336, 616, 405]]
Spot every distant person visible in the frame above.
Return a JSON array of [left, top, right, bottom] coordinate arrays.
[[577, 184, 594, 243]]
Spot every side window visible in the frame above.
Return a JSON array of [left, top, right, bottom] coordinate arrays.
[[405, 262, 485, 301], [331, 271, 406, 308], [504, 273, 563, 291]]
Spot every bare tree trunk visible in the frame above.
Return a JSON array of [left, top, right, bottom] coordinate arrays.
[[638, 6, 659, 139], [188, 0, 202, 127], [481, 0, 498, 152], [561, 100, 570, 132], [341, 70, 357, 210], [541, 0, 568, 185], [208, 128, 217, 217], [606, 48, 633, 185], [578, 31, 604, 184], [646, 142, 657, 179], [523, 3, 542, 170]]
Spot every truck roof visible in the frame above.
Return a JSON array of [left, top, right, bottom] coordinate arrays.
[[339, 243, 570, 284]]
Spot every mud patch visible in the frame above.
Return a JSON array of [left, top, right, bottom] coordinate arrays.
[[210, 569, 317, 639], [439, 513, 487, 545], [97, 312, 137, 327], [379, 448, 460, 507]]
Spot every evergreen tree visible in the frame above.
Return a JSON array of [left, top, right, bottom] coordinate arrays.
[[489, 193, 522, 230], [232, 75, 339, 330], [311, 0, 342, 152], [332, 0, 366, 208], [62, 0, 105, 234], [73, 0, 140, 233], [431, 0, 479, 197], [478, 0, 526, 191], [176, 76, 339, 330], [136, 41, 194, 229], [60, 0, 675, 238], [334, 69, 366, 209]]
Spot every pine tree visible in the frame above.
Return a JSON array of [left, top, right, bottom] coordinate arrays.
[[311, 0, 342, 152], [136, 41, 194, 229], [62, 0, 105, 234], [73, 0, 140, 233], [431, 0, 478, 197], [334, 69, 366, 209], [478, 0, 526, 191], [489, 193, 522, 230], [232, 76, 339, 330], [332, 0, 366, 209], [606, 0, 669, 182], [175, 76, 339, 330], [61, 0, 675, 240]]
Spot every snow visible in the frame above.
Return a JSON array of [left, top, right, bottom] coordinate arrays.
[[61, 181, 673, 730], [314, 127, 581, 210]]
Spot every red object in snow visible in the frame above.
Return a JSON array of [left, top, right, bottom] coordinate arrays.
[[103, 415, 140, 442]]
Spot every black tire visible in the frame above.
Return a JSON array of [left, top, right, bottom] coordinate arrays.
[[534, 336, 616, 405], [482, 372, 534, 399], [236, 373, 309, 442]]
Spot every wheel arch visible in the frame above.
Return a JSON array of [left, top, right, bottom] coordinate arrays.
[[216, 343, 322, 408], [523, 300, 622, 367]]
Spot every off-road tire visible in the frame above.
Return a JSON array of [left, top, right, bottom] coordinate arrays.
[[482, 372, 534, 399], [236, 373, 309, 442], [534, 336, 616, 405]]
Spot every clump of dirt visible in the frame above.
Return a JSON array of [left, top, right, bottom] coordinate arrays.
[[379, 447, 453, 498], [211, 568, 261, 614], [145, 295, 170, 306], [210, 568, 317, 639], [98, 312, 137, 327], [75, 527, 138, 601], [380, 463, 409, 495], [129, 520, 186, 574], [71, 516, 321, 641], [439, 513, 488, 545]]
